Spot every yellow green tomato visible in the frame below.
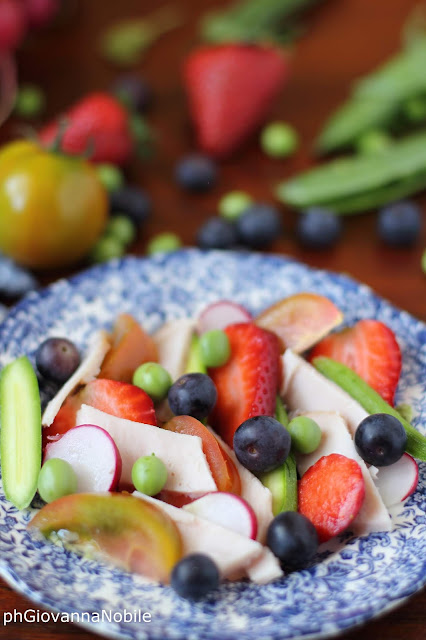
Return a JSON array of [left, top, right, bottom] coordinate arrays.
[[0, 141, 108, 269]]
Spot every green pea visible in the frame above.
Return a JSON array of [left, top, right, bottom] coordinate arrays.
[[199, 329, 231, 368], [38, 458, 78, 503], [133, 362, 172, 402], [288, 416, 322, 454], [89, 236, 125, 263], [218, 191, 253, 221], [422, 249, 426, 275], [106, 215, 136, 246], [356, 130, 392, 155], [96, 164, 124, 192], [132, 454, 168, 496], [147, 232, 182, 255], [15, 84, 45, 119], [260, 122, 299, 158]]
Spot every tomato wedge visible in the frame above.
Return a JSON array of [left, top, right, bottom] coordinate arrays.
[[163, 416, 241, 495]]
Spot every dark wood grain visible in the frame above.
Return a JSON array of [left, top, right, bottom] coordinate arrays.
[[0, 0, 425, 638]]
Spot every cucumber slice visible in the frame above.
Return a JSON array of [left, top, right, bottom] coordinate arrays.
[[185, 333, 207, 375], [260, 454, 298, 515], [0, 356, 42, 510], [275, 395, 289, 427]]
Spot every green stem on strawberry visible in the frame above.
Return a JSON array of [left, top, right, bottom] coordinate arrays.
[[313, 356, 426, 461], [200, 0, 320, 45]]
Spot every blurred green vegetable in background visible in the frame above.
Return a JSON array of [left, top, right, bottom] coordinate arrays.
[[200, 0, 323, 44], [317, 21, 426, 153], [278, 130, 426, 213]]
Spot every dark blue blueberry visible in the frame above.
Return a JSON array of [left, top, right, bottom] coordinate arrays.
[[109, 187, 151, 226], [168, 373, 217, 420], [235, 204, 282, 249], [233, 415, 291, 473], [38, 376, 62, 412], [171, 553, 220, 600], [112, 74, 152, 112], [267, 511, 318, 569], [35, 338, 81, 384], [355, 413, 407, 466], [297, 208, 342, 249], [175, 155, 218, 192], [0, 255, 38, 299], [196, 217, 238, 250], [377, 201, 422, 247]]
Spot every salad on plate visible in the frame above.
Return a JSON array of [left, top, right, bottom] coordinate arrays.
[[0, 287, 424, 600]]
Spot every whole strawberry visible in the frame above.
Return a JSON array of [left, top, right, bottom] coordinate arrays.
[[184, 44, 289, 158], [39, 92, 134, 166]]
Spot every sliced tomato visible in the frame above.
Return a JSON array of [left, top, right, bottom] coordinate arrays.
[[99, 313, 158, 383], [162, 415, 241, 495]]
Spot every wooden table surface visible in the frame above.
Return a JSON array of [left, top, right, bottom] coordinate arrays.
[[0, 0, 425, 638]]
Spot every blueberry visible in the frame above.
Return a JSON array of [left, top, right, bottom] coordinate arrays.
[[109, 187, 151, 226], [35, 338, 81, 384], [171, 553, 220, 600], [354, 413, 407, 466], [377, 201, 422, 247], [0, 255, 38, 299], [233, 415, 291, 473], [111, 74, 152, 112], [235, 204, 282, 249], [168, 373, 217, 421], [297, 208, 342, 249], [38, 376, 62, 412], [175, 155, 218, 192], [267, 511, 318, 569], [196, 217, 239, 250]]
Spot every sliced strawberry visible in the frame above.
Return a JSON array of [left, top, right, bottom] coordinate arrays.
[[298, 454, 365, 543], [184, 44, 289, 157], [43, 378, 156, 447], [309, 320, 401, 405], [209, 323, 281, 448]]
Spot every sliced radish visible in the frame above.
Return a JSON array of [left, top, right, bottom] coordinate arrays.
[[183, 491, 258, 540], [44, 424, 122, 492], [197, 300, 252, 334], [374, 453, 419, 507]]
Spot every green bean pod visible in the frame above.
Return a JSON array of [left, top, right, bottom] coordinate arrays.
[[277, 130, 426, 213], [317, 37, 426, 153]]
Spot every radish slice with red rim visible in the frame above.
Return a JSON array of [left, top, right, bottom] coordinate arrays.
[[373, 453, 418, 507], [44, 424, 122, 492], [197, 300, 252, 334], [183, 491, 258, 540]]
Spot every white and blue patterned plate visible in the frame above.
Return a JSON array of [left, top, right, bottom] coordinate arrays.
[[0, 250, 425, 640]]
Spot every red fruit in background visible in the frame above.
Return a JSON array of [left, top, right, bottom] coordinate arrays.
[[24, 0, 59, 28], [209, 323, 281, 447], [39, 92, 134, 165], [43, 378, 157, 447], [309, 319, 402, 405], [298, 454, 365, 543], [0, 0, 27, 51], [184, 44, 289, 158]]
